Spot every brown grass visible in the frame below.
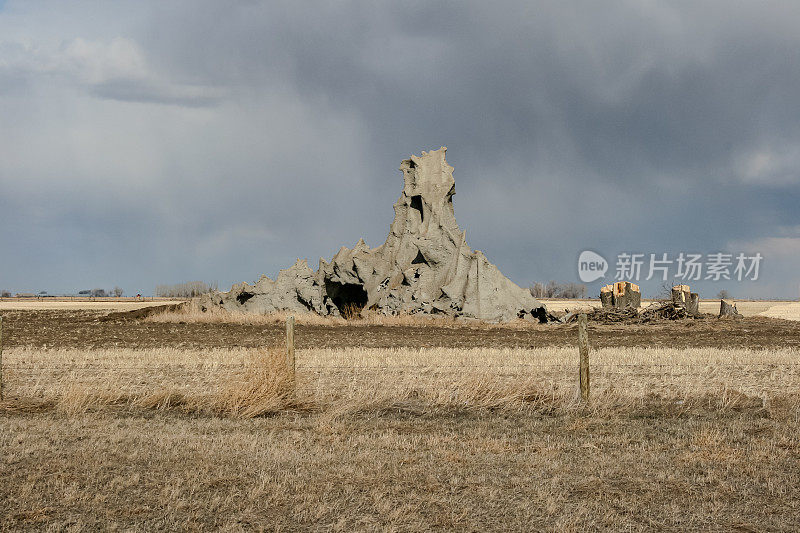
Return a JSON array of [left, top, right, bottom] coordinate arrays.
[[3, 343, 800, 529], [3, 345, 798, 417], [3, 401, 799, 530], [218, 347, 299, 417]]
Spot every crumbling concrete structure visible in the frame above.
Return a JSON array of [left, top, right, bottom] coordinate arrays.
[[719, 299, 740, 317], [600, 281, 641, 309], [671, 284, 699, 315], [200, 147, 548, 322]]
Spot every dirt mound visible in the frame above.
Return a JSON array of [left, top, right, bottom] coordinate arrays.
[[100, 303, 186, 321]]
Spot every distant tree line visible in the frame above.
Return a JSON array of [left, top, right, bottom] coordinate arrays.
[[76, 287, 124, 297], [155, 281, 218, 298], [2, 288, 125, 297], [530, 281, 587, 299]]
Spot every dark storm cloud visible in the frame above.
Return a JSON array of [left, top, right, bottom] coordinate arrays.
[[2, 1, 800, 297], [145, 2, 800, 182]]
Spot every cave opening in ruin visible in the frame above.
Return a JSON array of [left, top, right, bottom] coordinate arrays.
[[236, 292, 254, 304], [324, 279, 368, 318], [410, 194, 424, 222]]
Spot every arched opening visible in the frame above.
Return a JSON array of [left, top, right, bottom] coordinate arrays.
[[324, 279, 368, 318]]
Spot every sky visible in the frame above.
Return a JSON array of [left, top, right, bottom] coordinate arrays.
[[1, 1, 799, 299]]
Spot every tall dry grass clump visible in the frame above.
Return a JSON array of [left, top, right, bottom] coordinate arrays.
[[33, 347, 301, 416], [57, 381, 127, 415], [217, 347, 299, 417]]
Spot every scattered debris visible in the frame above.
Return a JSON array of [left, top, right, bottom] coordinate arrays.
[[561, 301, 703, 325], [639, 302, 698, 322], [600, 281, 641, 309]]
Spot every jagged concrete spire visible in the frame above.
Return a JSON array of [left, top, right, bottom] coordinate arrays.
[[200, 147, 547, 322]]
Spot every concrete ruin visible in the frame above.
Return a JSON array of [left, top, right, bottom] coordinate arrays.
[[600, 282, 641, 309], [671, 284, 699, 316], [199, 147, 548, 322], [719, 299, 740, 317]]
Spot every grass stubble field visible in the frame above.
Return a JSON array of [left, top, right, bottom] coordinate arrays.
[[2, 301, 800, 530]]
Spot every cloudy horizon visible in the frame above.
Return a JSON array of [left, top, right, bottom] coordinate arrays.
[[2, 1, 799, 299]]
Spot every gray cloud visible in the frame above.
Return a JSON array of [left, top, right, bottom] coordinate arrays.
[[1, 1, 800, 298], [90, 79, 224, 107]]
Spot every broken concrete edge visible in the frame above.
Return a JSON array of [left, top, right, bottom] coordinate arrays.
[[719, 299, 741, 318], [100, 302, 188, 321], [201, 147, 550, 323], [600, 281, 641, 309], [670, 285, 700, 316]]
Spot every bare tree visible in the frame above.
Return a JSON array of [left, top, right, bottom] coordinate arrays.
[[529, 282, 547, 298], [91, 288, 107, 297], [0, 290, 11, 298], [155, 281, 218, 298], [112, 286, 124, 297], [717, 289, 731, 299], [656, 281, 673, 301], [529, 281, 587, 299]]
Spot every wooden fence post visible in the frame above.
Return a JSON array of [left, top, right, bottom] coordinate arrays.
[[285, 316, 295, 384], [578, 313, 589, 403], [0, 316, 4, 401]]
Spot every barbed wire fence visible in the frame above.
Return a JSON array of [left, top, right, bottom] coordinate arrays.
[[1, 315, 798, 405]]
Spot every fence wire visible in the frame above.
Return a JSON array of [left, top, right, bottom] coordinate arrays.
[[5, 363, 800, 370]]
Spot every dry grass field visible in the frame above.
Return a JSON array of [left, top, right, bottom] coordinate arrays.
[[757, 301, 800, 320], [5, 345, 797, 414], [2, 305, 800, 530]]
